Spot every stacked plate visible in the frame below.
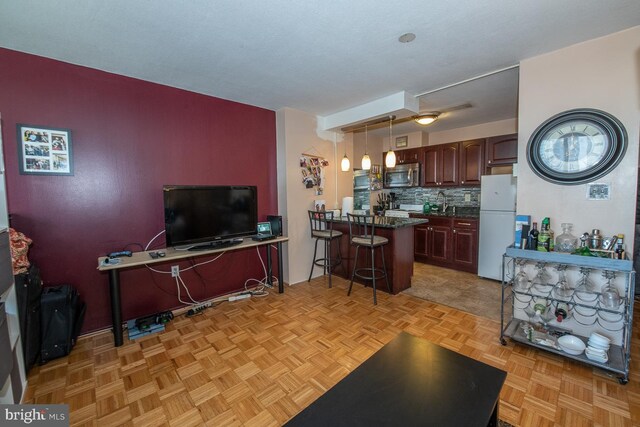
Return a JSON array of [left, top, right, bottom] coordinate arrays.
[[586, 332, 610, 363]]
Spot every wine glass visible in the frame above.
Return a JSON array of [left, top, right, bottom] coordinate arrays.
[[531, 262, 550, 292], [553, 264, 572, 299], [600, 270, 621, 309], [513, 259, 530, 291], [575, 267, 597, 302]]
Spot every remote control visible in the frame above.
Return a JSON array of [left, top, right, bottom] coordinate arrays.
[[108, 250, 132, 258]]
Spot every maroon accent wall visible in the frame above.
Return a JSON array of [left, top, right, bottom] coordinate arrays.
[[0, 48, 278, 332]]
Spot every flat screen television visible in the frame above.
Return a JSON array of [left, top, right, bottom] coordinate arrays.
[[163, 185, 258, 250]]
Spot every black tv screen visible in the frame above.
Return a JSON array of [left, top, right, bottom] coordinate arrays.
[[163, 185, 258, 249]]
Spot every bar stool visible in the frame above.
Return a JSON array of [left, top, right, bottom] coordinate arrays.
[[307, 210, 343, 288], [347, 213, 390, 305]]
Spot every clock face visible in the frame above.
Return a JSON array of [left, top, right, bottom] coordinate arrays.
[[527, 109, 627, 185]]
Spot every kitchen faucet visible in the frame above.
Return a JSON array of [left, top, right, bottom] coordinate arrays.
[[436, 191, 448, 213]]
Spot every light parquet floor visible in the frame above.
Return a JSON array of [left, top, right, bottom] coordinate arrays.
[[23, 273, 640, 427]]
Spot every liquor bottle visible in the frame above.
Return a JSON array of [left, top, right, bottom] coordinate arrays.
[[528, 222, 539, 250], [537, 221, 550, 252], [555, 303, 569, 322], [615, 234, 625, 259]]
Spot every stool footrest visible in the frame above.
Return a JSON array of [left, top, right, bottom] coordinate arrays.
[[313, 257, 342, 267], [354, 267, 387, 282]]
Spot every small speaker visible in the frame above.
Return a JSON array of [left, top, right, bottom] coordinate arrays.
[[267, 215, 283, 236]]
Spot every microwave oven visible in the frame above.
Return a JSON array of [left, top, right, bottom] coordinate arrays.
[[353, 170, 370, 190], [384, 163, 420, 188]]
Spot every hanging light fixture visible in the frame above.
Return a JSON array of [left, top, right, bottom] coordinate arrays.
[[339, 132, 350, 172], [385, 116, 396, 168], [414, 113, 439, 126], [361, 125, 371, 170]]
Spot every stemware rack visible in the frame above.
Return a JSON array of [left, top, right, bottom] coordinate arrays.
[[500, 246, 635, 384]]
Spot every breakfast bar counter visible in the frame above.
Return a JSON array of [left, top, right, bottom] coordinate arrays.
[[328, 216, 427, 294]]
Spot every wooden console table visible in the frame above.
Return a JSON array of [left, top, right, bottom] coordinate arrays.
[[97, 236, 288, 346]]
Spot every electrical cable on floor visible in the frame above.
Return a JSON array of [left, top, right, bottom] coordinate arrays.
[[243, 245, 279, 297]]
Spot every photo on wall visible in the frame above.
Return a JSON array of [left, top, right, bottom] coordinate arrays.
[[17, 124, 73, 175]]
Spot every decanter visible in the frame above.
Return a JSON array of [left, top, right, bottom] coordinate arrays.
[[555, 223, 578, 253]]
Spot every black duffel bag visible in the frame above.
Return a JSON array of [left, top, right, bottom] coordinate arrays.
[[40, 284, 86, 363]]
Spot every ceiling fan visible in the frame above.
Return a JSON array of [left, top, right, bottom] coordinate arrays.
[[340, 102, 473, 133]]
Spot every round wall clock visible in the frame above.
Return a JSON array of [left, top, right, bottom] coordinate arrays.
[[526, 108, 627, 185]]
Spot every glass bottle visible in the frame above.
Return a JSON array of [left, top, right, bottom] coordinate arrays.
[[537, 220, 550, 252], [615, 234, 625, 259], [528, 222, 539, 250], [555, 223, 578, 253]]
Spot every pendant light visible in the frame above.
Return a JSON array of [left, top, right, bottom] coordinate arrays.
[[339, 132, 350, 171], [361, 125, 371, 170], [385, 117, 396, 168]]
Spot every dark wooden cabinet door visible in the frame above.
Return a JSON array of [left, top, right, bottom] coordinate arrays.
[[459, 139, 485, 186], [452, 228, 478, 272], [486, 134, 518, 166], [422, 147, 440, 186], [452, 219, 478, 273], [414, 226, 429, 257], [440, 143, 459, 186], [429, 226, 451, 263]]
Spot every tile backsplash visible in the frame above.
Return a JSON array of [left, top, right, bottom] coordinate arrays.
[[391, 187, 481, 208]]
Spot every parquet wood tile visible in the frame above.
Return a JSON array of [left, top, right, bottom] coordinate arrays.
[[22, 271, 640, 426]]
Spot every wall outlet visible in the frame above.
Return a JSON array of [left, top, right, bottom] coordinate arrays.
[[171, 265, 179, 277], [464, 192, 471, 202]]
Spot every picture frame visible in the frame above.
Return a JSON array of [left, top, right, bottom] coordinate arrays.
[[395, 136, 408, 148], [17, 124, 73, 175], [586, 182, 610, 200]]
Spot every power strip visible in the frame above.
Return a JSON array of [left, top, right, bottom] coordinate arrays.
[[229, 294, 251, 302], [186, 302, 212, 317]]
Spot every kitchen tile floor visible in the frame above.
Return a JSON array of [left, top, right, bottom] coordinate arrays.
[[403, 263, 508, 321], [22, 273, 640, 426]]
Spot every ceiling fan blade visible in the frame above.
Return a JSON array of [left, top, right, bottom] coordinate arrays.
[[438, 102, 473, 113]]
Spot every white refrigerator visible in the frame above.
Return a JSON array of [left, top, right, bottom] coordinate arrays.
[[478, 175, 517, 280]]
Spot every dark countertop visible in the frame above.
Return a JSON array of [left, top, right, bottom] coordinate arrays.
[[409, 208, 480, 220], [330, 216, 428, 229]]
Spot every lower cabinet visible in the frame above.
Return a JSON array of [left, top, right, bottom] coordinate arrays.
[[413, 216, 478, 273]]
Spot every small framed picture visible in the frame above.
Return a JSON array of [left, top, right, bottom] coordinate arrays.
[[395, 136, 408, 148], [17, 124, 73, 175], [586, 183, 610, 200]]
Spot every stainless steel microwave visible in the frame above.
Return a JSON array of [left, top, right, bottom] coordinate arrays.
[[353, 170, 370, 190], [384, 163, 420, 188]]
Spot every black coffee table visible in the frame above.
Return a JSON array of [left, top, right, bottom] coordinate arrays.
[[285, 332, 506, 427]]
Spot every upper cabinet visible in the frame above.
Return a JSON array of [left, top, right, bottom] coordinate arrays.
[[459, 139, 485, 185], [486, 133, 518, 166], [381, 133, 517, 188], [394, 148, 421, 165], [422, 142, 459, 187]]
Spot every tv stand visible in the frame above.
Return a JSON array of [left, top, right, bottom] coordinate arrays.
[[187, 238, 243, 251], [97, 236, 287, 347]]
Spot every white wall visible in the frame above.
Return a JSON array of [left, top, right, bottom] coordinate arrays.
[[518, 26, 640, 250], [276, 107, 353, 285], [382, 130, 426, 150], [428, 118, 517, 145], [353, 131, 383, 169]]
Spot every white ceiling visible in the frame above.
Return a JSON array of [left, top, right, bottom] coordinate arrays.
[[1, 1, 639, 136]]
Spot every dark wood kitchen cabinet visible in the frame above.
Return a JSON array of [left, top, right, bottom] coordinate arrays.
[[413, 215, 478, 273], [459, 139, 485, 186], [395, 147, 421, 164], [414, 216, 452, 266], [422, 142, 459, 187], [486, 133, 518, 166], [452, 219, 478, 273]]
